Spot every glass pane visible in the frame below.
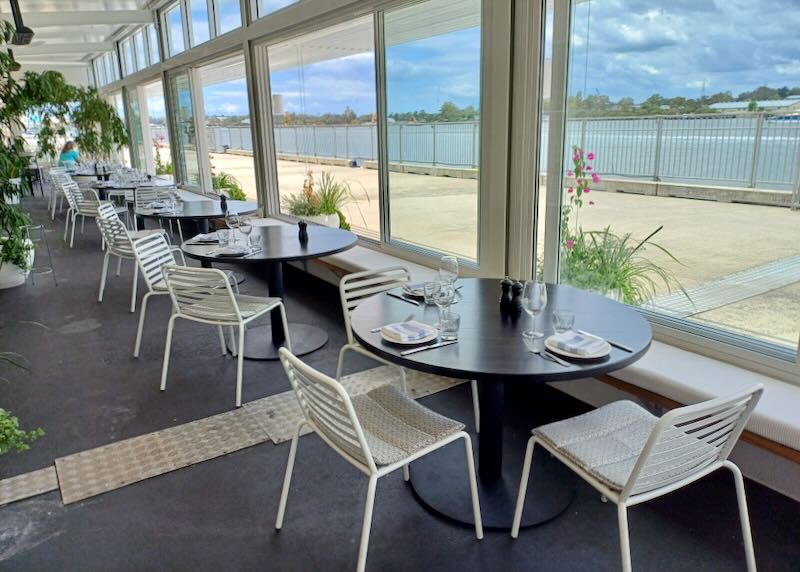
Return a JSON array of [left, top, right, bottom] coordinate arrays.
[[189, 0, 211, 46], [125, 88, 147, 169], [104, 53, 117, 83], [133, 31, 147, 71], [557, 0, 800, 355], [217, 0, 242, 34], [94, 59, 106, 86], [258, 0, 297, 19], [147, 24, 160, 64], [200, 55, 258, 200], [144, 81, 172, 181], [111, 92, 131, 166], [534, 0, 555, 280], [384, 0, 482, 262], [268, 17, 379, 237], [122, 40, 135, 76], [167, 5, 185, 56], [169, 73, 201, 186]]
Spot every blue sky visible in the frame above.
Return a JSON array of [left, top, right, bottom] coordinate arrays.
[[188, 0, 800, 118]]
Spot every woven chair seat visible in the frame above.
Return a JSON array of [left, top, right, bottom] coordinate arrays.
[[234, 294, 282, 317], [352, 384, 464, 466], [534, 400, 716, 491]]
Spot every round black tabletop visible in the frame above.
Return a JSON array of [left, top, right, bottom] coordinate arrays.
[[181, 223, 358, 263], [92, 179, 174, 190], [136, 199, 258, 221], [350, 279, 652, 383]]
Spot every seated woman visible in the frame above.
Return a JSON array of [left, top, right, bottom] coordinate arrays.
[[58, 141, 80, 168]]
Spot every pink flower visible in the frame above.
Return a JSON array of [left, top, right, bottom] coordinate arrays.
[[589, 201, 595, 206], [564, 239, 575, 250], [584, 188, 590, 194], [567, 187, 574, 194], [587, 152, 595, 160], [585, 165, 592, 171], [591, 172, 601, 184], [567, 170, 574, 177]]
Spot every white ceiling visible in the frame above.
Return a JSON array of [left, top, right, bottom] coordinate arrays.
[[0, 0, 153, 71]]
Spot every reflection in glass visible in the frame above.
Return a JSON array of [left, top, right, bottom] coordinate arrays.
[[189, 0, 211, 46], [384, 0, 482, 261], [169, 73, 201, 185], [166, 5, 185, 56], [217, 0, 242, 34]]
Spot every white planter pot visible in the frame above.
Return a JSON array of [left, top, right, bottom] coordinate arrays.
[[0, 239, 34, 289], [300, 214, 339, 228]]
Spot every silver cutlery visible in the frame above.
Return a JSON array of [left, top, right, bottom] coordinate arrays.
[[371, 314, 415, 333], [577, 329, 633, 353], [243, 248, 263, 258], [542, 350, 570, 367], [387, 291, 420, 306], [401, 340, 458, 356]]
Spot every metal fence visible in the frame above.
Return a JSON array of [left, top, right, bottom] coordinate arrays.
[[154, 113, 800, 192]]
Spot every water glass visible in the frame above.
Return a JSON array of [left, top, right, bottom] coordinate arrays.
[[522, 281, 548, 336], [553, 310, 575, 333], [522, 330, 544, 352], [423, 281, 441, 305], [239, 216, 253, 243], [440, 311, 460, 341], [439, 255, 459, 284], [248, 234, 262, 251], [433, 281, 455, 325], [217, 229, 230, 245]]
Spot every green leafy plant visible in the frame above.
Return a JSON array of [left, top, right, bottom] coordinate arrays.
[[154, 142, 173, 175], [281, 170, 368, 230], [559, 146, 687, 305], [0, 352, 44, 455], [212, 171, 246, 200]]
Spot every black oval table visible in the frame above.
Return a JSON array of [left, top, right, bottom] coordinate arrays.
[[182, 223, 357, 359], [350, 279, 652, 529], [136, 199, 259, 234]]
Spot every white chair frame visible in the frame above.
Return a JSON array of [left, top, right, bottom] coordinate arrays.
[[276, 348, 483, 572], [134, 185, 184, 243], [160, 265, 290, 407], [511, 385, 764, 572], [338, 266, 481, 431]]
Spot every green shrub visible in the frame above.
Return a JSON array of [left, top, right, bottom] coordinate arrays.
[[212, 171, 246, 200]]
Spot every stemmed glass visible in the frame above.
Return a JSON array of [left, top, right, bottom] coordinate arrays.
[[522, 281, 548, 337], [432, 281, 455, 328], [439, 255, 459, 285], [225, 212, 240, 246], [239, 216, 253, 251]]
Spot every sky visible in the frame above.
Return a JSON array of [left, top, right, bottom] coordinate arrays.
[[163, 0, 800, 119]]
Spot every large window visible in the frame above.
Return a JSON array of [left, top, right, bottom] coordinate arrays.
[[384, 0, 482, 262], [165, 3, 186, 56], [216, 0, 242, 35], [147, 24, 160, 65], [543, 0, 800, 360], [200, 55, 257, 199], [121, 38, 136, 77], [125, 88, 147, 169], [268, 17, 379, 237], [133, 30, 147, 72], [257, 0, 297, 19], [144, 81, 173, 181], [189, 0, 211, 46], [169, 72, 202, 186]]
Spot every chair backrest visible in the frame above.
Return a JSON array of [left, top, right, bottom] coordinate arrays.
[[60, 181, 81, 210], [97, 201, 121, 221], [131, 233, 177, 292], [96, 209, 134, 257], [135, 186, 174, 210], [161, 265, 241, 324], [622, 384, 763, 499], [339, 266, 411, 344], [278, 347, 377, 474]]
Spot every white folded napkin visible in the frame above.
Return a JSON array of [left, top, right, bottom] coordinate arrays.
[[549, 331, 607, 356], [381, 320, 436, 343], [402, 281, 426, 295], [192, 232, 218, 242]]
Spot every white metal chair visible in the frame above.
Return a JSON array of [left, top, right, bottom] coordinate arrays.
[[131, 232, 241, 358], [276, 348, 483, 572], [62, 183, 128, 248], [46, 167, 68, 220], [96, 205, 175, 313], [511, 385, 764, 572], [134, 185, 184, 243], [160, 265, 290, 407], [338, 266, 481, 431]]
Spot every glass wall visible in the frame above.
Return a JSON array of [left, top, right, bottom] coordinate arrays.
[[384, 0, 482, 261], [144, 80, 173, 181], [133, 30, 147, 72], [268, 17, 379, 237], [147, 24, 160, 65], [189, 0, 211, 46], [257, 0, 298, 19], [166, 3, 186, 56], [548, 0, 800, 357], [169, 72, 202, 186], [109, 92, 131, 166], [199, 55, 257, 199], [121, 38, 135, 77], [217, 0, 242, 34], [125, 88, 147, 168]]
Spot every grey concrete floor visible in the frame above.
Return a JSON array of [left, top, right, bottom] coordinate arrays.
[[0, 192, 798, 571]]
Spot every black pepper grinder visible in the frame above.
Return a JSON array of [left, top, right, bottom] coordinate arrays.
[[500, 276, 513, 316], [510, 281, 524, 319], [298, 220, 308, 244], [219, 194, 228, 216]]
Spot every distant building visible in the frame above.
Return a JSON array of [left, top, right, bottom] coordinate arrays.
[[709, 99, 800, 112]]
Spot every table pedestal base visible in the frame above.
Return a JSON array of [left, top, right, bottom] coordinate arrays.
[[227, 323, 328, 360], [409, 436, 575, 530]]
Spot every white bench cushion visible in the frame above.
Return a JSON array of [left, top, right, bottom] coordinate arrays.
[[613, 341, 800, 451]]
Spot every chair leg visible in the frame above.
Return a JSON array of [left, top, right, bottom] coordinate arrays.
[[160, 314, 177, 392], [229, 326, 236, 356], [275, 421, 306, 530], [80, 215, 85, 234], [116, 255, 122, 276], [278, 304, 292, 351], [471, 380, 480, 433], [511, 436, 537, 538], [618, 503, 632, 572], [70, 214, 77, 247], [217, 326, 228, 356], [133, 291, 152, 357], [130, 261, 138, 313], [461, 433, 484, 540], [98, 252, 110, 302], [403, 465, 410, 482], [725, 461, 757, 572], [177, 220, 184, 244], [63, 210, 71, 241], [335, 345, 350, 380], [356, 475, 379, 572], [235, 325, 245, 407]]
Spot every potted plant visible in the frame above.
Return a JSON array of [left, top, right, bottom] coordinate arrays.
[[211, 169, 246, 200], [281, 170, 364, 230]]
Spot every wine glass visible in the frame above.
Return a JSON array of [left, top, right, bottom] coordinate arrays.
[[239, 216, 253, 250], [522, 281, 548, 337], [225, 212, 240, 245], [432, 281, 455, 328], [439, 255, 459, 285]]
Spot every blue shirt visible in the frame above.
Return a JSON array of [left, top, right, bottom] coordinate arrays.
[[59, 149, 80, 165]]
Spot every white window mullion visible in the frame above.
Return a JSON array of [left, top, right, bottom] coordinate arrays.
[[190, 67, 213, 193]]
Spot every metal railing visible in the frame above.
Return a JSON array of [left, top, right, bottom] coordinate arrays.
[[154, 112, 800, 192]]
